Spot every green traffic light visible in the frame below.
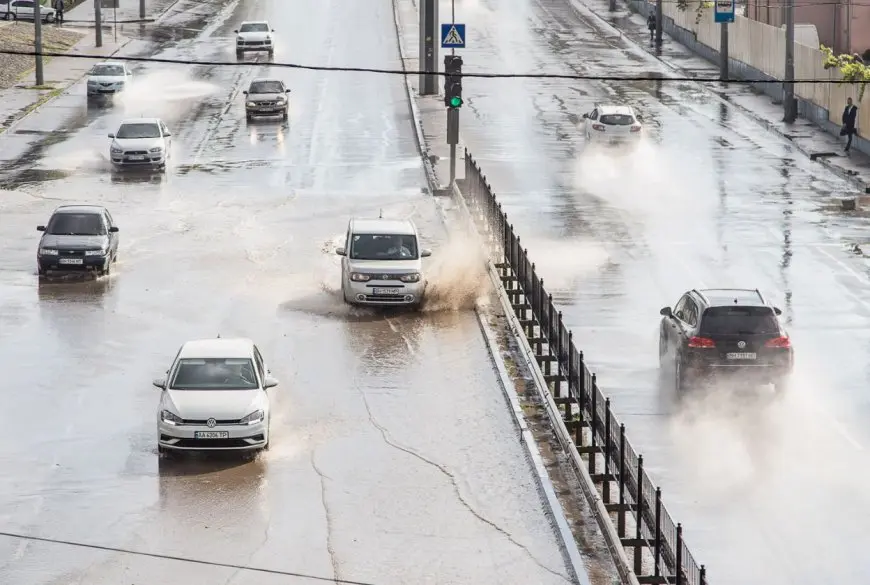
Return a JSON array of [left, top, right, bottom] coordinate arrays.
[[449, 96, 463, 107]]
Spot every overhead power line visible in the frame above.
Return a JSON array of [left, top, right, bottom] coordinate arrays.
[[0, 530, 378, 585], [0, 48, 861, 85]]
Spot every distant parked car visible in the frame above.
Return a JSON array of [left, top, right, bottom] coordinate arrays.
[[36, 204, 120, 277], [1, 0, 57, 22], [87, 62, 133, 101]]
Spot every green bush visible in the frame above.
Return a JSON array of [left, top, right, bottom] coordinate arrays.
[[821, 45, 870, 101]]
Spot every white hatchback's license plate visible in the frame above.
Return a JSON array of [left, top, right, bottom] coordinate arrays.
[[128, 155, 146, 161], [372, 288, 401, 295], [194, 431, 229, 439], [58, 257, 83, 265], [726, 352, 757, 360]]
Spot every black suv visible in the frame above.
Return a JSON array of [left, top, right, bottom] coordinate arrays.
[[36, 205, 120, 277], [659, 288, 793, 392]]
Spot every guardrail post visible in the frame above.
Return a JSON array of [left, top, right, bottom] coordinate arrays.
[[603, 398, 611, 502], [555, 312, 564, 399], [654, 487, 662, 577], [617, 423, 626, 537], [589, 373, 597, 472], [635, 455, 644, 575], [676, 524, 684, 585], [536, 278, 545, 359], [578, 351, 587, 408]]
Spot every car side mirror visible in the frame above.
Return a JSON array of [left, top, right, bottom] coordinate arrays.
[[242, 90, 248, 95], [271, 28, 275, 32], [335, 247, 346, 256], [37, 225, 45, 231], [659, 306, 672, 317], [109, 226, 119, 233], [774, 307, 782, 316], [285, 89, 291, 93], [107, 133, 114, 138], [163, 132, 171, 137], [582, 113, 589, 119], [264, 376, 279, 389], [421, 249, 432, 258], [152, 377, 166, 389], [233, 29, 238, 33]]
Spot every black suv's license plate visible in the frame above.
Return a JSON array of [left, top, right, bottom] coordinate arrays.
[[726, 352, 756, 360]]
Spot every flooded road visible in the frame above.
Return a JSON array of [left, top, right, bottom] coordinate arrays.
[[0, 1, 576, 583], [440, 0, 870, 582]]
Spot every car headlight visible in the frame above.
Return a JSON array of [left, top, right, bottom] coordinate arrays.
[[84, 249, 106, 256], [246, 101, 256, 107], [276, 96, 286, 103], [110, 146, 122, 154], [240, 410, 264, 425], [399, 272, 421, 283], [149, 146, 163, 153], [161, 410, 183, 425], [265, 38, 272, 43], [87, 80, 98, 85], [350, 272, 370, 282], [39, 248, 58, 256]]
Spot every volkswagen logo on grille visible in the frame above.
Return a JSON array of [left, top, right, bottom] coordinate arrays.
[[206, 418, 217, 428], [737, 341, 746, 349], [381, 274, 392, 280]]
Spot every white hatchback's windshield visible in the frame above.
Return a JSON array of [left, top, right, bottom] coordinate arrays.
[[170, 358, 259, 390], [91, 64, 124, 76], [240, 23, 269, 32], [350, 234, 418, 260], [116, 123, 160, 139]]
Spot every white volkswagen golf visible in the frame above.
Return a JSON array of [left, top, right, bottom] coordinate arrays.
[[153, 337, 279, 456]]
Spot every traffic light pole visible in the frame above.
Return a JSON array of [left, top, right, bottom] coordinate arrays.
[[418, 0, 438, 95]]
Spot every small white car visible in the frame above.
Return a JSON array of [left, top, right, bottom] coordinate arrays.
[[86, 61, 133, 100], [335, 218, 431, 308], [108, 118, 171, 171], [582, 104, 643, 145], [153, 337, 278, 455], [1, 0, 56, 22], [234, 21, 275, 59]]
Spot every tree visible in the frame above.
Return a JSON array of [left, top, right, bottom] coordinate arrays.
[[820, 45, 870, 101], [675, 0, 713, 25]]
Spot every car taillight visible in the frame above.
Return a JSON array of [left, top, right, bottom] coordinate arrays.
[[765, 337, 791, 348], [688, 336, 715, 348], [630, 125, 641, 132], [592, 124, 605, 131]]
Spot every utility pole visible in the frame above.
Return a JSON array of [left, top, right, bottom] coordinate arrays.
[[720, 20, 729, 80], [418, 0, 438, 95], [34, 0, 43, 86], [783, 0, 797, 122], [655, 0, 663, 47], [140, 0, 145, 19], [609, 0, 616, 13], [94, 0, 103, 48]]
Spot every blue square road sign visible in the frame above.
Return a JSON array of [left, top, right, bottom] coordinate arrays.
[[441, 23, 466, 48]]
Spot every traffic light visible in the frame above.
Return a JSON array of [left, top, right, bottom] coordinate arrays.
[[444, 55, 463, 108]]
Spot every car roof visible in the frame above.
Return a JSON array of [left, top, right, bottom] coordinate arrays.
[[178, 338, 255, 359], [240, 20, 270, 25], [93, 61, 125, 67], [349, 218, 417, 235], [250, 78, 284, 84], [596, 104, 635, 115], [52, 204, 107, 215], [694, 288, 767, 307], [118, 118, 162, 125]]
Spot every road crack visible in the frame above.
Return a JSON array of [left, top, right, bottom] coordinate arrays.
[[311, 447, 341, 584], [351, 360, 571, 583]]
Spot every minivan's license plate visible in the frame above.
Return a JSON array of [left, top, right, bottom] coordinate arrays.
[[195, 431, 228, 439], [373, 288, 401, 295], [726, 352, 756, 360], [58, 258, 83, 265]]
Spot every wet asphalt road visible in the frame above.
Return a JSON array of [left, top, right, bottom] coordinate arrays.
[[0, 1, 577, 583], [448, 0, 870, 582]]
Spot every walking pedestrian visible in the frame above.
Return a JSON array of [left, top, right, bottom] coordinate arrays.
[[647, 12, 656, 44], [53, 0, 64, 25], [841, 97, 858, 152]]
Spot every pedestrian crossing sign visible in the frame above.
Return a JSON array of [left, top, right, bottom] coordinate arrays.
[[441, 23, 466, 48]]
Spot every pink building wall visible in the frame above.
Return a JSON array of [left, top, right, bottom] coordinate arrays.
[[744, 0, 870, 55]]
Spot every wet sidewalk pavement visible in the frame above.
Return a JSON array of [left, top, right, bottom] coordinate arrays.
[[64, 0, 182, 24], [567, 0, 870, 192]]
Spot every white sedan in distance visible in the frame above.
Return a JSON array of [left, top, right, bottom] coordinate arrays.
[[86, 61, 133, 101], [153, 337, 279, 456], [108, 118, 172, 171], [582, 104, 643, 145], [234, 20, 275, 59]]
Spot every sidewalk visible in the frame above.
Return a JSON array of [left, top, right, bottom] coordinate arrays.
[[63, 0, 182, 24], [568, 0, 870, 192]]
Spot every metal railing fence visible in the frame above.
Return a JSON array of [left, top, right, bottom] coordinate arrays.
[[460, 150, 707, 585]]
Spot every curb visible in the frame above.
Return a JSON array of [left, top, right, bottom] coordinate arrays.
[[565, 0, 870, 192], [389, 1, 596, 582], [1, 36, 132, 137]]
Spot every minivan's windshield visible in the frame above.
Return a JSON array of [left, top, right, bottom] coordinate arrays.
[[116, 123, 160, 139], [350, 234, 418, 260], [239, 23, 269, 32], [170, 358, 259, 390], [47, 213, 106, 236], [700, 306, 779, 335], [91, 64, 124, 76], [249, 80, 284, 93]]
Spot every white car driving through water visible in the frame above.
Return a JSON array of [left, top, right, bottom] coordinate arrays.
[[153, 337, 279, 455], [108, 118, 172, 171], [335, 217, 431, 308], [582, 103, 643, 145], [235, 20, 274, 59], [86, 61, 133, 101]]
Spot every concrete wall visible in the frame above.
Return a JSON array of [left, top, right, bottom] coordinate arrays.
[[630, 0, 870, 150]]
